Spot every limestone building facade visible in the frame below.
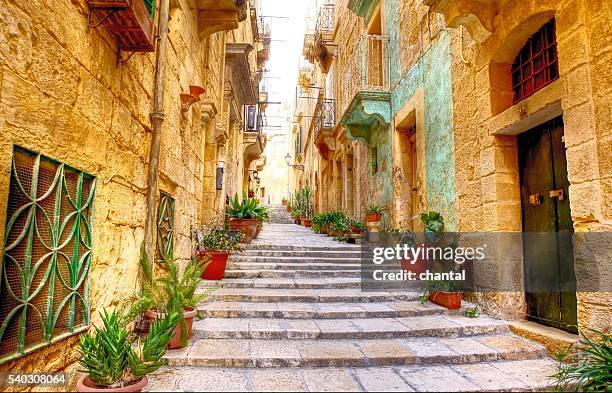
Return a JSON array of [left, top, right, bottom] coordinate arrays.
[[292, 0, 610, 336], [0, 0, 269, 374]]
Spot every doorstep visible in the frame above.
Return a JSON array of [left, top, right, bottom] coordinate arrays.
[[509, 320, 579, 358]]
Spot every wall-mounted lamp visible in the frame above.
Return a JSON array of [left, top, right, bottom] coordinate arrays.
[[216, 160, 225, 190], [284, 153, 304, 171]]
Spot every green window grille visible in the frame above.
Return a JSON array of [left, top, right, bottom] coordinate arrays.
[[0, 147, 96, 364], [143, 0, 156, 17], [156, 192, 174, 262]]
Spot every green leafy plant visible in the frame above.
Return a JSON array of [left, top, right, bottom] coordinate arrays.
[[295, 187, 314, 219], [420, 211, 444, 233], [366, 204, 387, 214], [349, 218, 366, 231], [553, 329, 612, 392], [126, 253, 213, 347], [194, 225, 244, 254], [78, 308, 179, 389], [419, 279, 462, 298], [465, 305, 480, 318], [227, 192, 270, 220]]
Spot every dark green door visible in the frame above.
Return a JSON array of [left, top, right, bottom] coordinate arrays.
[[518, 116, 577, 333]]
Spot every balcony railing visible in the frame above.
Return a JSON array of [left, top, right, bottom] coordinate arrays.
[[315, 0, 335, 43], [314, 99, 336, 138]]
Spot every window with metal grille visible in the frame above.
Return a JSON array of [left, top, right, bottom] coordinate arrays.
[[156, 192, 174, 262], [512, 19, 559, 103], [0, 147, 96, 364]]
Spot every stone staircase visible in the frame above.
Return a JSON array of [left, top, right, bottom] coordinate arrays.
[[268, 204, 293, 224], [147, 224, 558, 392]]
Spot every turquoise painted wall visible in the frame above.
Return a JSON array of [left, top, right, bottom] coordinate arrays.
[[383, 0, 457, 230]]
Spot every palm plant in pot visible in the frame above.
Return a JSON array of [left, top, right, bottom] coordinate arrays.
[[126, 253, 212, 350], [420, 279, 463, 309], [366, 204, 386, 223], [298, 187, 314, 227], [194, 225, 244, 281], [349, 218, 366, 234], [77, 308, 179, 392], [227, 192, 269, 243]]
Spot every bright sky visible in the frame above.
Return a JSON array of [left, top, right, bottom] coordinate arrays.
[[260, 0, 312, 135]]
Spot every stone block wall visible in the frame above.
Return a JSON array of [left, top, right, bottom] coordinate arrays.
[[0, 0, 250, 375]]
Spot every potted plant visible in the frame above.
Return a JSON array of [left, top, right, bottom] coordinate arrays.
[[227, 192, 269, 243], [76, 308, 179, 392], [194, 225, 244, 281], [349, 218, 365, 234], [420, 279, 463, 309], [127, 253, 211, 349], [366, 204, 386, 223], [298, 187, 314, 227]]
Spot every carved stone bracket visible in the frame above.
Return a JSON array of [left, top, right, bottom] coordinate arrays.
[[424, 0, 509, 43], [197, 0, 248, 37], [341, 91, 391, 146]]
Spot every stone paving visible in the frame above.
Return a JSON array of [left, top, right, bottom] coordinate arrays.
[[147, 221, 558, 392]]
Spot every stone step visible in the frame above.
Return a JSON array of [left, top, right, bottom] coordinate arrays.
[[147, 359, 558, 391], [238, 249, 364, 257], [163, 335, 547, 368], [224, 269, 363, 278], [242, 244, 360, 251], [207, 288, 420, 303], [198, 300, 446, 319], [199, 277, 363, 289], [230, 255, 363, 263], [227, 262, 363, 271], [191, 315, 509, 340]]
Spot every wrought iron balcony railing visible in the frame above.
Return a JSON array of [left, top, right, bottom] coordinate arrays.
[[315, 0, 335, 43], [314, 98, 336, 138]]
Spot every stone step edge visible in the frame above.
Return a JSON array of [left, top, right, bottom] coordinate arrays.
[[148, 359, 558, 392], [163, 335, 548, 368]]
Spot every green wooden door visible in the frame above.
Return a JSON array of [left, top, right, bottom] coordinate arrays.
[[518, 116, 577, 333]]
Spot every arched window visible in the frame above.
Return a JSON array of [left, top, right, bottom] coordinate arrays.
[[512, 19, 559, 103]]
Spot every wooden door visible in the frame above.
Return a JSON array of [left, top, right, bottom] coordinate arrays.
[[518, 116, 577, 332]]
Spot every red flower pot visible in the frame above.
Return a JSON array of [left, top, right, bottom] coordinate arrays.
[[350, 225, 362, 234], [76, 376, 148, 392], [366, 213, 382, 223], [144, 307, 196, 349], [302, 219, 312, 227], [428, 290, 463, 309], [201, 252, 230, 280], [229, 219, 258, 243], [400, 256, 426, 276]]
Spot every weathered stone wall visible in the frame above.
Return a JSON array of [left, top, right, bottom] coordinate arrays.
[[448, 0, 611, 327], [0, 0, 257, 377]]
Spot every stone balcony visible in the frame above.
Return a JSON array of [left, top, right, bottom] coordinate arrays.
[[340, 34, 391, 146], [197, 0, 248, 37]]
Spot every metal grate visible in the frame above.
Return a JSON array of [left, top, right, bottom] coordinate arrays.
[[314, 98, 336, 138], [0, 147, 96, 364], [156, 192, 174, 262], [512, 19, 559, 103]]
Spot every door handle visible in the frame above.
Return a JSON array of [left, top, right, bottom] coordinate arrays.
[[549, 189, 566, 201]]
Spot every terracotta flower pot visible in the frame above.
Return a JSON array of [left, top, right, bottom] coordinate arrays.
[[400, 256, 426, 276], [255, 219, 263, 238], [144, 307, 197, 349], [428, 290, 463, 309], [201, 252, 230, 280], [302, 219, 312, 227], [350, 225, 362, 234], [229, 218, 258, 243], [76, 376, 148, 393], [366, 212, 382, 223]]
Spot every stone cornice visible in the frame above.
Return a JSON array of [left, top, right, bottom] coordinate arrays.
[[197, 0, 248, 37]]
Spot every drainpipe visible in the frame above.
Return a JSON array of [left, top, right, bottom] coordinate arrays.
[[144, 0, 170, 268]]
